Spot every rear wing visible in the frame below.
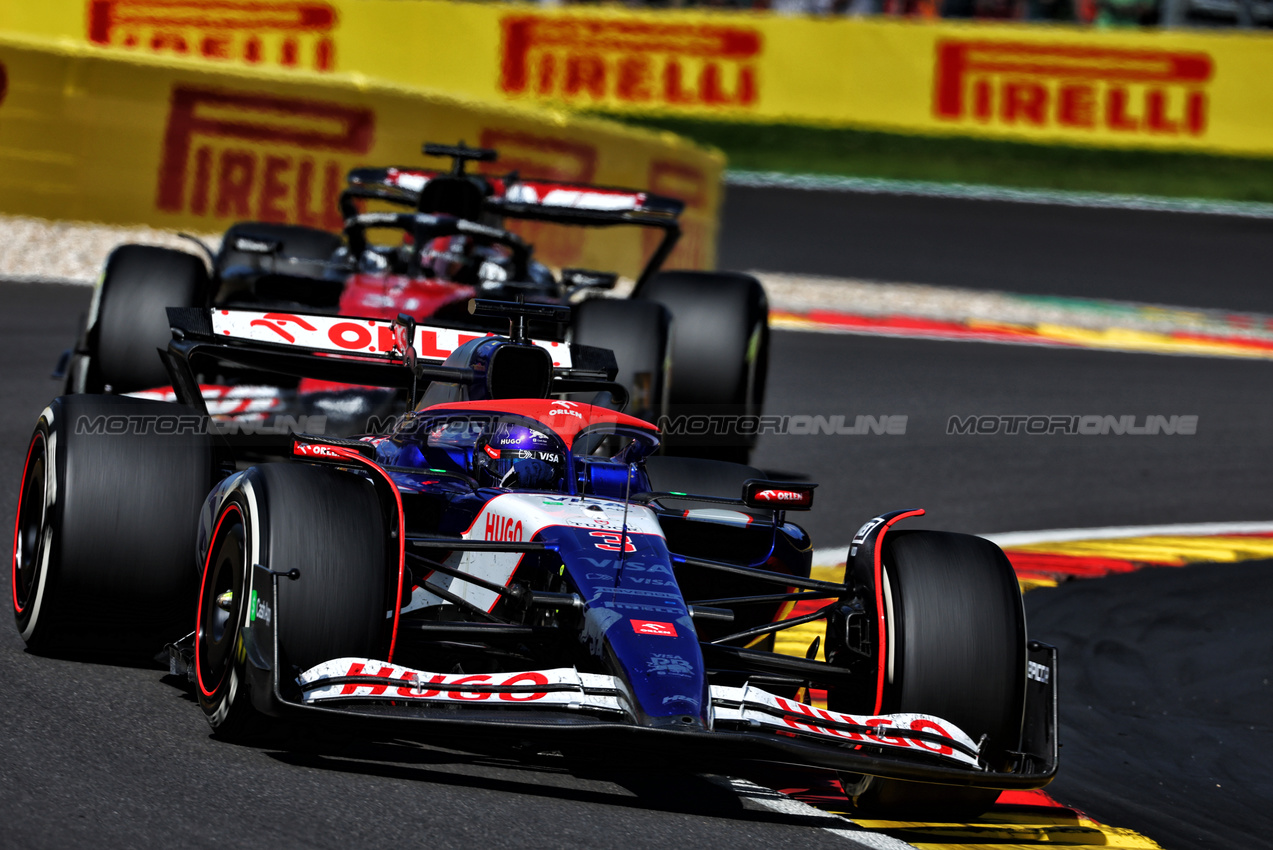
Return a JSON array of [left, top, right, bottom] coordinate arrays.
[[343, 168, 682, 289], [346, 167, 684, 225], [161, 306, 622, 418]]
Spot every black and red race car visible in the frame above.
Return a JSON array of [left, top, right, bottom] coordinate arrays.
[[18, 297, 1056, 819], [60, 142, 767, 460]]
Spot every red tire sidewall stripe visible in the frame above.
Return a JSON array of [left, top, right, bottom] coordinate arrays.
[[195, 502, 244, 700], [12, 430, 46, 616], [872, 508, 926, 716]]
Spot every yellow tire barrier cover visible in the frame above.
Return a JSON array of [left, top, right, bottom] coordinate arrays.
[[4, 1, 1273, 156], [0, 31, 722, 275]]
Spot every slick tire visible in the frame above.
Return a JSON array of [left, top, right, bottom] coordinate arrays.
[[217, 222, 343, 279], [833, 531, 1027, 820], [571, 298, 671, 424], [12, 395, 214, 656], [635, 271, 769, 463], [75, 245, 210, 394], [196, 463, 388, 738]]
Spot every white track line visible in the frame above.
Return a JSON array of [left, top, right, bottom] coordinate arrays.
[[719, 777, 918, 848], [726, 170, 1273, 220], [810, 520, 1273, 566]]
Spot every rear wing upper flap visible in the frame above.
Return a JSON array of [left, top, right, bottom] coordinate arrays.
[[346, 167, 683, 225]]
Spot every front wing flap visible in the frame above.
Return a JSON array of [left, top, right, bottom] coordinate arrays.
[[298, 657, 999, 779]]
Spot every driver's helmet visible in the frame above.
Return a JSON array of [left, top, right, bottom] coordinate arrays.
[[472, 421, 566, 490], [423, 235, 512, 286]]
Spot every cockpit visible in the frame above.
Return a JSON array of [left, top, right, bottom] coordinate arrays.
[[376, 402, 661, 500]]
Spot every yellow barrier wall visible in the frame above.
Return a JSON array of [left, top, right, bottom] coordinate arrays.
[[5, 0, 1272, 157], [0, 32, 722, 274]]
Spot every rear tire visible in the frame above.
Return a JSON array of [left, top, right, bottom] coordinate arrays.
[[12, 395, 214, 655], [832, 531, 1026, 820], [571, 298, 671, 424], [196, 463, 388, 737], [76, 245, 209, 394], [635, 271, 768, 463]]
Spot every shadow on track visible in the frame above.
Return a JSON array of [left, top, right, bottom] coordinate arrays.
[[1026, 558, 1273, 850]]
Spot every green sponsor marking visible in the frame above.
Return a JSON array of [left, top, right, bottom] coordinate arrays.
[[248, 589, 258, 623]]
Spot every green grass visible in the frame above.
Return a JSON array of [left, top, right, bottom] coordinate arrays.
[[601, 114, 1273, 204]]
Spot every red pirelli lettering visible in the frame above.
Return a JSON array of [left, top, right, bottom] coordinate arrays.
[[500, 15, 761, 109], [933, 40, 1213, 137], [156, 86, 373, 226], [89, 0, 338, 71]]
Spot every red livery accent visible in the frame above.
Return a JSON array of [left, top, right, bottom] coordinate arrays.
[[303, 446, 407, 662], [485, 512, 523, 542], [631, 619, 677, 637], [338, 662, 553, 701], [421, 399, 657, 449], [338, 274, 477, 329], [590, 530, 637, 553], [753, 489, 805, 503], [248, 312, 317, 343], [292, 441, 341, 458]]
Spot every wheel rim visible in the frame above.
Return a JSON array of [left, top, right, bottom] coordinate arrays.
[[196, 505, 246, 699], [12, 432, 48, 615]]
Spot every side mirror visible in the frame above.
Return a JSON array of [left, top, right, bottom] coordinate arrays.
[[231, 235, 282, 255], [742, 479, 817, 511], [562, 268, 618, 297], [392, 312, 418, 407]]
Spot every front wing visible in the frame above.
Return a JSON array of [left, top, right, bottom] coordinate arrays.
[[170, 568, 1057, 790], [301, 657, 983, 771]]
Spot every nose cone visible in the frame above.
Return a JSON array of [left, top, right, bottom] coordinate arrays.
[[549, 509, 712, 730], [586, 607, 712, 730]]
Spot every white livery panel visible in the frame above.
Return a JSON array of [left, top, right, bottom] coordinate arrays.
[[210, 309, 572, 367], [409, 493, 666, 613]]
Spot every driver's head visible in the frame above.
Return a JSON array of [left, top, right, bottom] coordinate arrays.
[[424, 235, 476, 283], [473, 422, 565, 490], [423, 235, 513, 287]]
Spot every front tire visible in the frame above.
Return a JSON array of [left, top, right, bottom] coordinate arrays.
[[832, 531, 1027, 820], [196, 463, 389, 737]]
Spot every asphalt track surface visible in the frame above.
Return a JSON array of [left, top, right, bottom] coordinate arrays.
[[4, 191, 1273, 850], [720, 185, 1273, 314]]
